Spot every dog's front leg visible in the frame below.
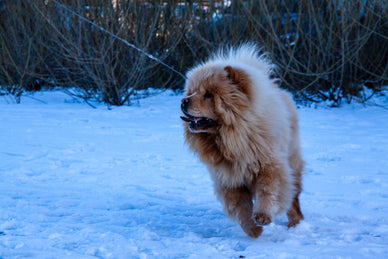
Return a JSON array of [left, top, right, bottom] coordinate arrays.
[[252, 165, 281, 226], [216, 185, 263, 238]]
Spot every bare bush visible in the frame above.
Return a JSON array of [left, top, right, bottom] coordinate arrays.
[[0, 0, 387, 105], [34, 0, 185, 105], [178, 0, 388, 104], [0, 1, 51, 102]]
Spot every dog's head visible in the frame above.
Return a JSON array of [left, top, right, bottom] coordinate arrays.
[[181, 65, 252, 133]]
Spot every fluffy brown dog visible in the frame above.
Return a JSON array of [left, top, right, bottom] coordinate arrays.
[[180, 44, 304, 238]]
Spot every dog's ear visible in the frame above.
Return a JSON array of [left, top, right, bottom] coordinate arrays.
[[224, 66, 251, 99]]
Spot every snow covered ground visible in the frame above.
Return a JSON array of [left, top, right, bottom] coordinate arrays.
[[0, 90, 387, 258]]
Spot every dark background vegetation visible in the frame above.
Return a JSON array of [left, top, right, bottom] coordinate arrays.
[[0, 0, 387, 105]]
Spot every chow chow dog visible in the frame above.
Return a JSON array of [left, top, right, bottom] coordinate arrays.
[[180, 44, 304, 238]]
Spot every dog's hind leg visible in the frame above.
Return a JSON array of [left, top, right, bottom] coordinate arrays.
[[216, 185, 263, 238], [287, 148, 304, 228], [287, 192, 304, 228]]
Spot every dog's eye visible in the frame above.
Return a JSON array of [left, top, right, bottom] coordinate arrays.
[[204, 92, 213, 99]]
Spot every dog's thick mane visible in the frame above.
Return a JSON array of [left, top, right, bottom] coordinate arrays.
[[185, 112, 276, 188], [184, 44, 287, 187]]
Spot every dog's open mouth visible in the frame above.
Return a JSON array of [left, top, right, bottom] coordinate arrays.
[[180, 113, 217, 132]]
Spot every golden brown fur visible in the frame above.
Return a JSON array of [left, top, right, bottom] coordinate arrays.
[[181, 44, 304, 238]]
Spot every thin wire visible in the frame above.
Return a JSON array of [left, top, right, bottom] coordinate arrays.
[[50, 0, 187, 80]]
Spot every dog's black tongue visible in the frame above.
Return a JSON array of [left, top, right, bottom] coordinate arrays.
[[180, 116, 203, 123], [181, 116, 216, 130], [180, 116, 193, 122]]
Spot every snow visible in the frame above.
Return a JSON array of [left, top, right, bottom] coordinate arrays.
[[0, 90, 387, 258]]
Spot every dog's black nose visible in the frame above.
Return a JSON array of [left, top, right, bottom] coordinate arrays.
[[181, 97, 190, 113], [181, 97, 190, 105]]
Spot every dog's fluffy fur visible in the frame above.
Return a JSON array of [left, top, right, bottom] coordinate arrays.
[[181, 44, 304, 238]]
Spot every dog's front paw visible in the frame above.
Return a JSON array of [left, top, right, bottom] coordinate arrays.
[[253, 212, 272, 226], [241, 221, 263, 238]]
